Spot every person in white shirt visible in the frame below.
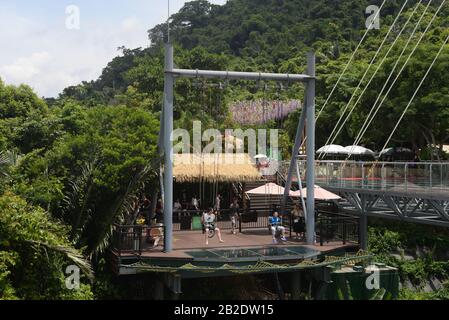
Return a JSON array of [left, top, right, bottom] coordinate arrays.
[[201, 209, 224, 245], [191, 196, 199, 211], [230, 199, 240, 235], [174, 199, 182, 220], [214, 194, 221, 211]]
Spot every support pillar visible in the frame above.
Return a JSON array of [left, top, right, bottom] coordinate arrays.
[[359, 194, 368, 251], [163, 44, 174, 252], [164, 273, 182, 300], [306, 52, 316, 245], [291, 272, 302, 300], [154, 281, 165, 300]]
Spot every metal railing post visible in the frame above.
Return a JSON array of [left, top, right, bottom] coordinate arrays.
[[430, 164, 433, 191], [319, 218, 324, 247], [239, 212, 242, 233], [405, 163, 408, 192], [117, 226, 122, 257], [361, 164, 365, 189], [139, 226, 142, 256]]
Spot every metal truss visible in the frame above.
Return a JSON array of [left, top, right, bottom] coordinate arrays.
[[336, 189, 449, 228]]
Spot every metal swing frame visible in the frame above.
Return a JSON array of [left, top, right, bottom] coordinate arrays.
[[161, 44, 316, 252]]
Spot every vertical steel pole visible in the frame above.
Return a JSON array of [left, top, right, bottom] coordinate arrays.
[[306, 52, 316, 245], [359, 194, 368, 251], [164, 44, 174, 252]]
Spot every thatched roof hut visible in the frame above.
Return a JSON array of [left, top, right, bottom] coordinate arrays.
[[173, 153, 261, 183]]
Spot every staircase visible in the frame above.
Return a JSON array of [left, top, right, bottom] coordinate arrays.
[[243, 177, 297, 214]]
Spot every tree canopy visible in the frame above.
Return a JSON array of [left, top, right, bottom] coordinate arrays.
[[1, 0, 449, 300]]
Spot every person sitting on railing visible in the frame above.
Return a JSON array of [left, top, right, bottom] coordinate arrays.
[[201, 208, 225, 246], [230, 198, 240, 235], [146, 222, 164, 248], [269, 212, 287, 244]]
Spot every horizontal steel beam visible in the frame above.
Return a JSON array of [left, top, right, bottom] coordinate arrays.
[[325, 187, 449, 201], [167, 68, 314, 82], [342, 208, 449, 228]]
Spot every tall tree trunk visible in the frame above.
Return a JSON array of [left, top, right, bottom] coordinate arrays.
[[422, 130, 434, 161]]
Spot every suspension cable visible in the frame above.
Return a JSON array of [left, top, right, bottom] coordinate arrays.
[[319, 0, 411, 159], [315, 0, 387, 123], [300, 0, 387, 153], [350, 0, 445, 155], [337, 0, 424, 158], [380, 34, 449, 155]]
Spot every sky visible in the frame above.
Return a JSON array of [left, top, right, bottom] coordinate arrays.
[[0, 0, 227, 97]]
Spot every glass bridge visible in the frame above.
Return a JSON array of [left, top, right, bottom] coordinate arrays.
[[279, 161, 449, 228], [285, 161, 449, 196]]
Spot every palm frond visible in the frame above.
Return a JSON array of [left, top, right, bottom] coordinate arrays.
[[27, 240, 94, 282], [62, 160, 97, 242], [89, 163, 156, 257], [0, 151, 19, 177]]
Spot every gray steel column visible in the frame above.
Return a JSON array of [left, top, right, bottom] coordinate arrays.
[[360, 194, 368, 251], [281, 105, 307, 215], [163, 44, 174, 252], [306, 52, 316, 245]]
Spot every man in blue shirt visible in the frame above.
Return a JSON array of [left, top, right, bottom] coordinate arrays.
[[269, 212, 287, 244]]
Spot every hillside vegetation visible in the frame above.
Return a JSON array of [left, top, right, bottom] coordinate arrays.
[[1, 0, 449, 299]]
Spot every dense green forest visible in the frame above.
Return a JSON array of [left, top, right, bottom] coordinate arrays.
[[1, 0, 449, 300]]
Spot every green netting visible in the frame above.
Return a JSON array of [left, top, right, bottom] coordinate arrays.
[[122, 251, 372, 274]]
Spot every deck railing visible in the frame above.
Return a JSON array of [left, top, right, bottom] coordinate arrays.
[[288, 161, 449, 194], [112, 224, 166, 256], [172, 208, 280, 233], [316, 211, 360, 246], [110, 209, 360, 256]]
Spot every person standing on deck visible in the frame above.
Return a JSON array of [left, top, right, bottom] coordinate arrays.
[[155, 199, 164, 224], [230, 198, 240, 235], [174, 199, 182, 220], [214, 194, 221, 211], [191, 196, 199, 211], [292, 204, 305, 240]]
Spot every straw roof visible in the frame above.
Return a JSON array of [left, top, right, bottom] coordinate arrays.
[[173, 153, 261, 183]]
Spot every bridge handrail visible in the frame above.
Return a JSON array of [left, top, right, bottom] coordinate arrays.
[[293, 160, 449, 166]]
